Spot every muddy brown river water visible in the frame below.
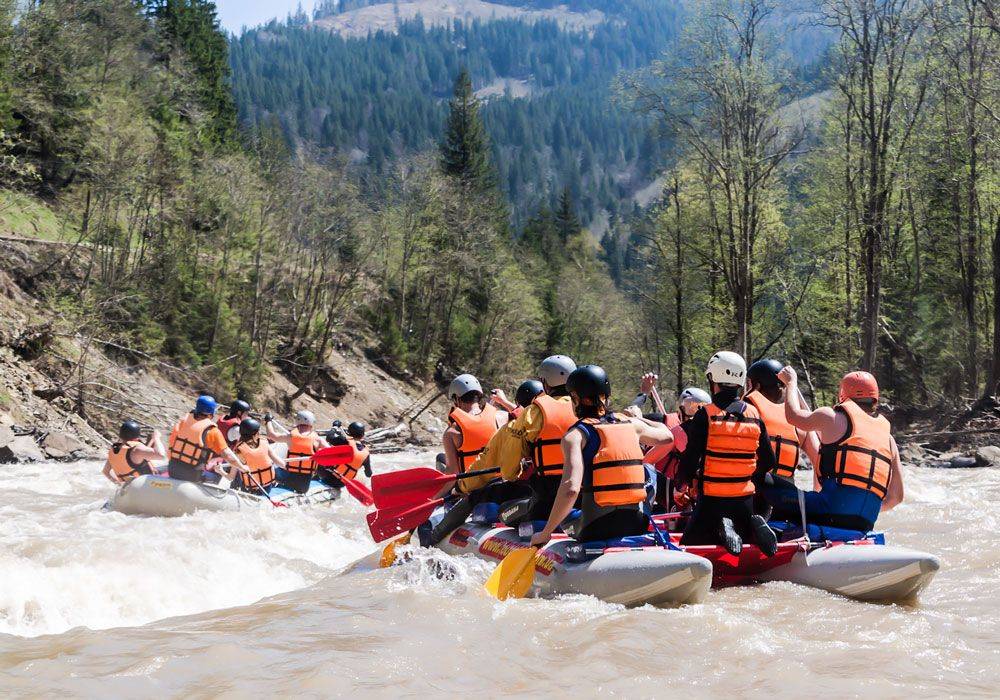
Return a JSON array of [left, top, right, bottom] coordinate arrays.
[[1, 452, 998, 697]]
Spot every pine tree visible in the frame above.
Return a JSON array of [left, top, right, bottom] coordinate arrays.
[[554, 186, 580, 243], [440, 68, 495, 191], [146, 0, 237, 146]]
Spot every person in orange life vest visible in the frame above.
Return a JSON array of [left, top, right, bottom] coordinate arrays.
[[103, 420, 165, 485], [265, 409, 325, 494], [317, 420, 373, 488], [489, 379, 544, 420], [228, 418, 286, 493], [676, 352, 779, 557], [745, 359, 821, 490], [216, 399, 252, 448], [167, 395, 246, 483], [762, 367, 904, 533], [463, 356, 579, 517], [529, 365, 676, 546], [441, 373, 507, 478]]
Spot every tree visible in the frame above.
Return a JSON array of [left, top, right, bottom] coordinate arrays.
[[440, 68, 495, 191], [554, 186, 580, 243]]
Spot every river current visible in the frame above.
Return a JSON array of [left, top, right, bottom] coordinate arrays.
[[1, 452, 998, 697]]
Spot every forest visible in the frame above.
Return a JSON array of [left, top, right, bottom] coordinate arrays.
[[0, 0, 998, 420]]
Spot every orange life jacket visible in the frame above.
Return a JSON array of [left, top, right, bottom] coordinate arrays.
[[701, 402, 761, 498], [529, 394, 577, 478], [449, 403, 500, 472], [333, 437, 370, 480], [820, 400, 893, 499], [235, 437, 274, 488], [578, 413, 647, 531], [287, 428, 318, 475], [745, 391, 800, 479], [107, 440, 148, 480], [168, 414, 217, 469]]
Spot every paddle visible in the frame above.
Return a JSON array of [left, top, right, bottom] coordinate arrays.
[[244, 469, 288, 508], [324, 468, 375, 507], [650, 385, 668, 417], [379, 532, 411, 568], [286, 444, 374, 506], [367, 498, 443, 542], [484, 544, 541, 600], [371, 466, 500, 509]]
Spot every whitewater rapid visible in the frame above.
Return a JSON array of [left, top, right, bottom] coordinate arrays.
[[2, 453, 999, 697]]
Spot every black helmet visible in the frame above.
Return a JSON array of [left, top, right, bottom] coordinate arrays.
[[239, 418, 261, 441], [231, 399, 251, 414], [566, 365, 611, 401], [747, 359, 784, 390], [347, 421, 365, 438], [514, 379, 544, 408], [119, 420, 141, 441]]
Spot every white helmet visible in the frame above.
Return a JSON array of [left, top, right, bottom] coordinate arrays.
[[448, 374, 483, 400], [537, 355, 576, 388], [295, 410, 316, 427], [679, 387, 711, 405], [705, 351, 747, 387]]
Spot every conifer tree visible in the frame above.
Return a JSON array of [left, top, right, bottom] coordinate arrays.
[[440, 68, 495, 191], [554, 186, 580, 243]]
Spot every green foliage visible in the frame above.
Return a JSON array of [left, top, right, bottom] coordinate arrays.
[[440, 69, 496, 192]]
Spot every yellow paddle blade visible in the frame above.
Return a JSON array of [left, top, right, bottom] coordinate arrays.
[[483, 546, 539, 600], [379, 532, 411, 568]]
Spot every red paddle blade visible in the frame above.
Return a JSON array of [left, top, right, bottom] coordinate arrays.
[[341, 476, 374, 507], [372, 467, 449, 509], [366, 498, 442, 543], [312, 444, 355, 467]]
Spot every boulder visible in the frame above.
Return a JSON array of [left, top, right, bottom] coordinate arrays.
[[0, 435, 44, 463], [41, 432, 87, 460], [974, 445, 1000, 468], [0, 424, 14, 448], [898, 443, 926, 464]]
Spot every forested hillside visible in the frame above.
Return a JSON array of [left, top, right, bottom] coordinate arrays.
[[229, 0, 830, 226]]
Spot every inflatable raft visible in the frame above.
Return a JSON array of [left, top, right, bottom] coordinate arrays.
[[105, 474, 340, 517]]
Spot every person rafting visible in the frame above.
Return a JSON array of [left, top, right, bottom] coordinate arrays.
[[490, 379, 544, 419], [317, 420, 372, 488], [228, 418, 285, 493], [216, 399, 252, 448], [265, 410, 325, 494], [462, 355, 580, 519], [763, 367, 905, 533], [529, 365, 675, 546], [441, 373, 506, 477], [745, 359, 821, 488], [167, 395, 246, 483], [103, 420, 165, 485], [676, 352, 779, 557]]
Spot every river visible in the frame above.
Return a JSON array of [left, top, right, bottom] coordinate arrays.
[[1, 453, 998, 697]]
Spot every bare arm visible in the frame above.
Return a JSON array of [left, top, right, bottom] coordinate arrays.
[[797, 427, 822, 490], [632, 416, 674, 446], [102, 459, 121, 485], [531, 428, 585, 545], [265, 418, 289, 441], [267, 444, 285, 469], [779, 366, 843, 438], [490, 389, 516, 412], [148, 430, 166, 460], [882, 437, 905, 511]]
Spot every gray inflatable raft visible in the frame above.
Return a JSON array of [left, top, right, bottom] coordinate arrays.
[[353, 522, 713, 606], [105, 474, 339, 517]]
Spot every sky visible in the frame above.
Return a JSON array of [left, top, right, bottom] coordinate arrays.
[[215, 0, 317, 34]]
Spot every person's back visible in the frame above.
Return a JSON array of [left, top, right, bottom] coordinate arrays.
[[103, 420, 163, 485]]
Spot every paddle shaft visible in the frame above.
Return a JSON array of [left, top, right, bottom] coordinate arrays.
[[650, 386, 668, 416]]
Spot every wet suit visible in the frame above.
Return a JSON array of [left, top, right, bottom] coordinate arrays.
[[677, 388, 777, 547]]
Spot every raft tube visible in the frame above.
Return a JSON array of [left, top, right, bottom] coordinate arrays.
[[354, 521, 713, 606], [105, 474, 339, 517]]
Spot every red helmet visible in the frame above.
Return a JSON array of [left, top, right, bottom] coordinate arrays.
[[839, 371, 879, 403]]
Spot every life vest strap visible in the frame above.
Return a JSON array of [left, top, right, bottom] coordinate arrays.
[[835, 445, 890, 497], [584, 481, 647, 493], [704, 448, 756, 460], [590, 458, 644, 470], [701, 473, 756, 483]]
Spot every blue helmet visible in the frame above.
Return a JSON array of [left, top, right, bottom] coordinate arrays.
[[194, 395, 217, 415]]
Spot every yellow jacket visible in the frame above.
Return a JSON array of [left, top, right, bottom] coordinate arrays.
[[458, 396, 574, 494]]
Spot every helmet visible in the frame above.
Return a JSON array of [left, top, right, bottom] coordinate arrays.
[[239, 418, 261, 441], [295, 410, 316, 427], [566, 365, 611, 402], [231, 399, 251, 415], [347, 421, 365, 438], [119, 420, 141, 441], [679, 386, 710, 406], [537, 355, 576, 388], [839, 371, 879, 403], [195, 395, 217, 415], [705, 351, 747, 387], [747, 359, 783, 390], [448, 374, 483, 401], [514, 379, 544, 407]]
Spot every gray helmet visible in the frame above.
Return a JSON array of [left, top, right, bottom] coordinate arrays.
[[448, 373, 483, 400], [295, 409, 316, 427], [537, 355, 577, 388], [679, 387, 711, 405]]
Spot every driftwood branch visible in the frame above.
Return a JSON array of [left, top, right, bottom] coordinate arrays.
[[898, 426, 1000, 442]]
